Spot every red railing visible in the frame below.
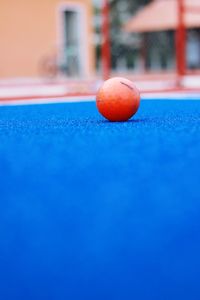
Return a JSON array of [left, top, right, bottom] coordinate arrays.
[[101, 0, 111, 80]]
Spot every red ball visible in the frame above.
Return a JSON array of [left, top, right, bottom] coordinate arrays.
[[96, 77, 140, 122]]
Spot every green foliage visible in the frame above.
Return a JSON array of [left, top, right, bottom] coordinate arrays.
[[108, 0, 151, 70]]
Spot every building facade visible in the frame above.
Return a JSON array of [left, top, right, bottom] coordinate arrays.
[[0, 0, 95, 79]]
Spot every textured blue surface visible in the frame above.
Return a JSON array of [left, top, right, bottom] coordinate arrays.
[[0, 100, 200, 300]]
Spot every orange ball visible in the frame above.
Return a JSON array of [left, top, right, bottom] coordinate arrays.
[[96, 77, 140, 122]]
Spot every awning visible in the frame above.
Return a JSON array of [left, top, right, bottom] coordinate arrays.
[[124, 0, 200, 33]]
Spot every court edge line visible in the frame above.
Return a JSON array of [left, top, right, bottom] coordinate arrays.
[[0, 94, 200, 106]]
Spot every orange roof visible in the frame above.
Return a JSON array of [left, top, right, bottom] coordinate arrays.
[[125, 0, 200, 33]]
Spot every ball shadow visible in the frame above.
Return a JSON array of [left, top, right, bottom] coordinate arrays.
[[97, 118, 149, 124]]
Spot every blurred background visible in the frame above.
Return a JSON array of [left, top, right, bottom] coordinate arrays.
[[0, 0, 200, 100]]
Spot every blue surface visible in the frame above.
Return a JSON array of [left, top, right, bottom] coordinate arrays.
[[0, 100, 200, 300]]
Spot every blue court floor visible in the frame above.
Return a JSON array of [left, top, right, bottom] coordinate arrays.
[[0, 99, 200, 300]]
